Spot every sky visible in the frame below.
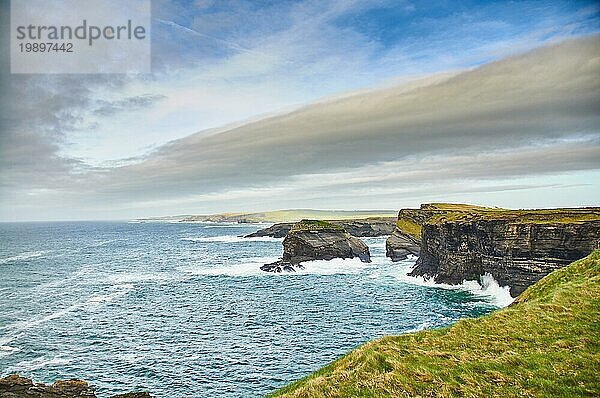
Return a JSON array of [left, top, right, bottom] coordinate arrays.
[[0, 0, 599, 221]]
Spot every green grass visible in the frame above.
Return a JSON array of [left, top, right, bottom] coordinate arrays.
[[395, 219, 422, 239], [428, 207, 600, 224], [291, 220, 345, 232], [269, 251, 600, 398]]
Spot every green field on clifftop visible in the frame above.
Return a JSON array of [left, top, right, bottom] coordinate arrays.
[[425, 205, 600, 224], [269, 251, 600, 398]]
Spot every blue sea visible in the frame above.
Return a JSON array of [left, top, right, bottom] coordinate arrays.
[[0, 222, 512, 397]]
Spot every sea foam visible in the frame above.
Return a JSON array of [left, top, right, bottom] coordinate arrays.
[[388, 257, 514, 307], [181, 235, 283, 243], [0, 250, 52, 265]]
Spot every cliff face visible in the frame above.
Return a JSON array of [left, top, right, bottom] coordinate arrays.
[[261, 220, 371, 272], [0, 374, 150, 398], [385, 228, 420, 261], [410, 213, 600, 297], [385, 207, 441, 261]]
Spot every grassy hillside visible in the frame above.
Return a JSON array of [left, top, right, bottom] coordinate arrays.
[[269, 251, 600, 398]]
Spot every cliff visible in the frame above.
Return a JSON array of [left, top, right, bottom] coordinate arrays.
[[268, 251, 600, 397], [0, 374, 150, 398], [245, 217, 396, 239], [385, 204, 498, 261], [261, 220, 371, 272], [411, 207, 600, 296]]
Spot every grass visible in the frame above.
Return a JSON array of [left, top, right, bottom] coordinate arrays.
[[427, 207, 600, 225], [268, 251, 600, 398], [395, 219, 422, 240], [291, 220, 345, 232]]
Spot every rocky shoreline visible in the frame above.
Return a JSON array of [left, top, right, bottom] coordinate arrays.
[[254, 205, 600, 294], [0, 374, 150, 398]]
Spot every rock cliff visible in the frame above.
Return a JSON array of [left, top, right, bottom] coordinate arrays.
[[245, 217, 396, 239], [0, 374, 150, 398], [261, 220, 371, 272], [385, 228, 420, 261], [385, 204, 494, 261], [403, 205, 600, 297]]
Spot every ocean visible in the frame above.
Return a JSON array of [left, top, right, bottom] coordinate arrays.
[[0, 221, 512, 397]]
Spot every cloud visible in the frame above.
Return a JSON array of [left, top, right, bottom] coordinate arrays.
[[92, 94, 167, 116], [96, 36, 599, 196], [3, 35, 598, 220], [1, 1, 599, 220]]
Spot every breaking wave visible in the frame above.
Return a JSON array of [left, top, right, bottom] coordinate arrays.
[[0, 250, 52, 265], [181, 235, 283, 243], [388, 258, 514, 307]]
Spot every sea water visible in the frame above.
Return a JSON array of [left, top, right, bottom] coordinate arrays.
[[0, 222, 512, 397]]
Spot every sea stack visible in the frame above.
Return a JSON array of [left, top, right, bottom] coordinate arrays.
[[261, 220, 371, 272]]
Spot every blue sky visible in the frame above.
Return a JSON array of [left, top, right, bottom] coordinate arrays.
[[0, 0, 599, 220]]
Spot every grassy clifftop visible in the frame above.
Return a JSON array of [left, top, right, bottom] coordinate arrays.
[[291, 220, 345, 232], [269, 251, 600, 398], [394, 204, 600, 240], [427, 206, 600, 225]]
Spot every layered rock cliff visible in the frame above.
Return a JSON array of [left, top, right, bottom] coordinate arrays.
[[400, 205, 600, 297], [245, 217, 396, 239], [384, 204, 476, 260], [261, 220, 371, 272], [0, 374, 150, 398]]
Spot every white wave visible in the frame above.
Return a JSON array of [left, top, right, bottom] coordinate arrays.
[[387, 259, 514, 307], [107, 272, 174, 284], [203, 223, 265, 229], [0, 285, 134, 346], [293, 257, 374, 275], [116, 352, 146, 363], [0, 345, 20, 357], [88, 239, 117, 247], [181, 235, 283, 243], [4, 355, 72, 373], [403, 321, 432, 333], [86, 284, 133, 305], [179, 256, 279, 277], [181, 256, 375, 277], [0, 250, 52, 265], [475, 274, 514, 307], [361, 237, 388, 248]]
